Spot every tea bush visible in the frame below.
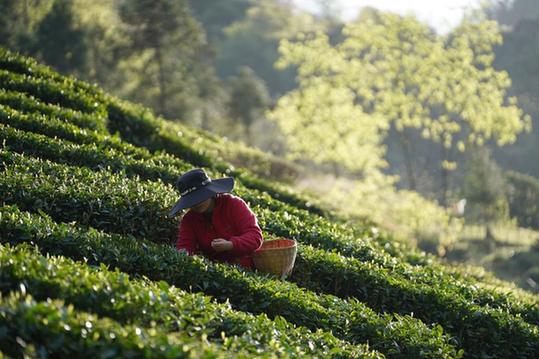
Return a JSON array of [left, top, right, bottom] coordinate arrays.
[[0, 242, 380, 358], [2, 48, 538, 358], [0, 292, 243, 358], [0, 205, 460, 358], [1, 131, 537, 330]]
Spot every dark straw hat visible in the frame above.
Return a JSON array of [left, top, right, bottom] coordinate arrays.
[[168, 168, 234, 217]]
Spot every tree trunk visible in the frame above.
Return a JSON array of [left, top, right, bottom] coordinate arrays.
[[440, 144, 449, 206], [397, 129, 417, 190], [22, 0, 29, 28], [484, 225, 496, 253], [154, 43, 167, 116]]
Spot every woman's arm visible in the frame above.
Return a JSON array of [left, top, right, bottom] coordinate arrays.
[[227, 196, 263, 256], [176, 214, 199, 254]]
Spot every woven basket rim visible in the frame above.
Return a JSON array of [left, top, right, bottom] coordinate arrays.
[[257, 238, 296, 252]]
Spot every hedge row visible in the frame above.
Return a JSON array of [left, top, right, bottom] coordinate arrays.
[[106, 100, 329, 217], [291, 245, 539, 357], [0, 106, 362, 246], [103, 102, 533, 294], [0, 89, 107, 133], [107, 101, 434, 253], [1, 131, 537, 327], [0, 60, 431, 274], [0, 122, 190, 186], [0, 243, 379, 358], [0, 291, 241, 358], [0, 148, 537, 357], [0, 48, 105, 101], [1, 95, 328, 224], [0, 120, 320, 231], [0, 204, 460, 358], [0, 57, 328, 218], [0, 69, 105, 115], [0, 103, 164, 161], [0, 48, 498, 282], [0, 149, 178, 243], [0, 126, 476, 276], [0, 112, 446, 268]]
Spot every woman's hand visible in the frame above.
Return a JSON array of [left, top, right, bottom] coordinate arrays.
[[211, 238, 234, 252]]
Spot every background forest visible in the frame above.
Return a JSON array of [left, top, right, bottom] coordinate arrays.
[[2, 0, 538, 293]]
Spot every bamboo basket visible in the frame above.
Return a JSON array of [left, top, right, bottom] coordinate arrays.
[[253, 238, 297, 279]]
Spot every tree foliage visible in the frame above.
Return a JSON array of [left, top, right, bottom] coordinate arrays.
[[186, 0, 252, 43], [506, 171, 539, 229], [227, 66, 271, 141], [216, 1, 322, 97], [271, 9, 530, 196], [461, 147, 509, 223], [489, 9, 539, 178], [0, 0, 54, 53], [35, 0, 87, 73], [486, 0, 539, 27], [118, 0, 209, 119], [269, 74, 388, 175]]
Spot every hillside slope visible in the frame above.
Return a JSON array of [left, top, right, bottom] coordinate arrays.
[[0, 48, 538, 358]]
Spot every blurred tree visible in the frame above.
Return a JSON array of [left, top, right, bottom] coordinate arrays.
[[485, 0, 539, 28], [0, 0, 54, 55], [215, 1, 322, 97], [0, 0, 29, 49], [490, 15, 539, 178], [226, 66, 271, 143], [118, 0, 209, 118], [35, 0, 88, 74], [0, 0, 231, 133], [186, 0, 252, 43], [315, 0, 342, 21], [461, 147, 509, 223], [272, 10, 530, 203], [0, 0, 120, 83], [71, 0, 127, 89], [506, 171, 539, 229], [269, 73, 389, 176]]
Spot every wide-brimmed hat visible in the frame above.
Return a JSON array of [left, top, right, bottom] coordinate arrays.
[[168, 168, 234, 217]]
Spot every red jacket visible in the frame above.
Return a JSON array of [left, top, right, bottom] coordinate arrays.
[[176, 193, 263, 268]]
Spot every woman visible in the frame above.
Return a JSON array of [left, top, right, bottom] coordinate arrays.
[[169, 168, 263, 268]]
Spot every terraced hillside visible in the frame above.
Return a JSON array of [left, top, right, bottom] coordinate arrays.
[[0, 48, 538, 358]]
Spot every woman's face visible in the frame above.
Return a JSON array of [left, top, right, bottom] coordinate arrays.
[[190, 198, 212, 213]]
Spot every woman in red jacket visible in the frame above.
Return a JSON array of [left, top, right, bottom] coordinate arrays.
[[168, 168, 263, 268]]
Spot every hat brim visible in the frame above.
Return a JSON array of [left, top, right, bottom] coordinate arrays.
[[168, 177, 234, 217]]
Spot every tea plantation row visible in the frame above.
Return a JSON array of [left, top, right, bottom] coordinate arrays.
[[1, 110, 537, 328], [0, 242, 380, 358], [0, 57, 484, 273], [0, 149, 538, 357], [0, 205, 459, 358], [2, 102, 535, 310], [2, 48, 538, 358], [1, 85, 530, 306], [1, 291, 248, 359]]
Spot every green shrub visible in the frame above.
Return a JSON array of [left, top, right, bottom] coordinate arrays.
[[506, 171, 539, 229], [0, 69, 104, 115], [0, 48, 107, 110], [291, 245, 539, 356], [106, 99, 328, 217], [0, 242, 378, 358], [0, 292, 241, 358], [0, 90, 107, 133], [0, 205, 460, 358], [1, 136, 536, 327]]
